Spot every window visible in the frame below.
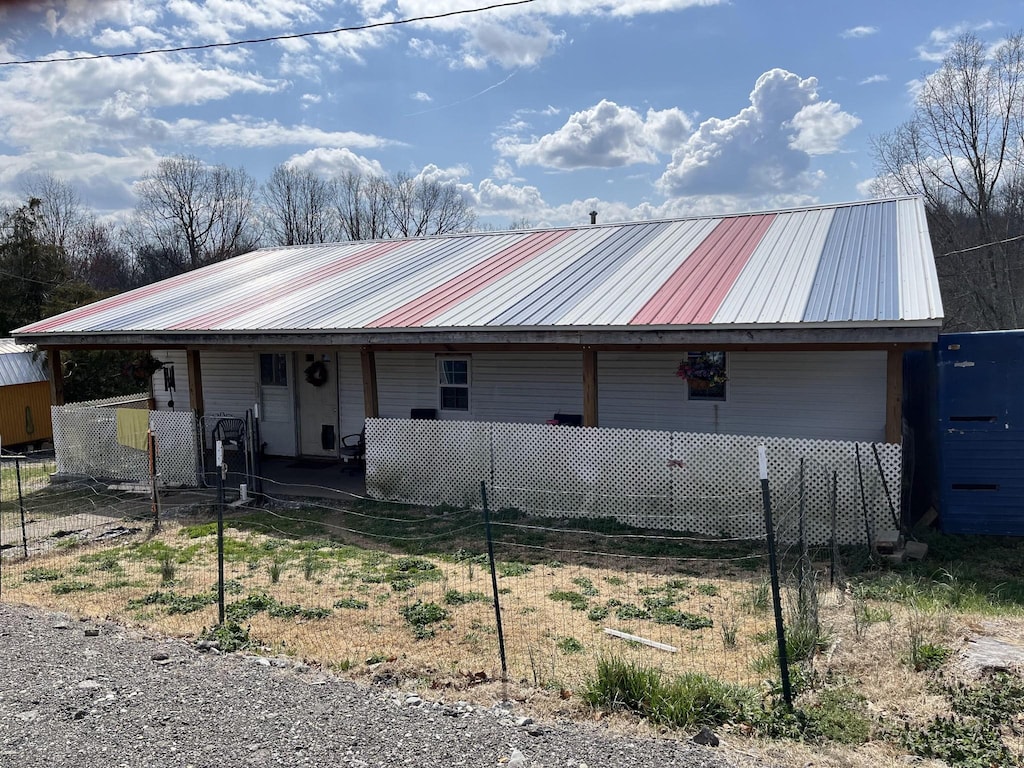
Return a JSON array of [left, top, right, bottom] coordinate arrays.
[[259, 353, 288, 387], [684, 351, 727, 401], [438, 357, 470, 411]]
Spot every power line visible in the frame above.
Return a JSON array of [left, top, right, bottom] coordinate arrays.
[[941, 233, 1024, 257], [0, 0, 535, 66]]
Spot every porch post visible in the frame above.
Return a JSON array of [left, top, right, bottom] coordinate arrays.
[[885, 348, 903, 444], [583, 347, 598, 427], [187, 349, 204, 419], [360, 346, 379, 418], [44, 348, 65, 406]]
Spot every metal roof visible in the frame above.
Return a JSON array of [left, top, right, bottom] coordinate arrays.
[[14, 197, 943, 343], [0, 339, 47, 386]]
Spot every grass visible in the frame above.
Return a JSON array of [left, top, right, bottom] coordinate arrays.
[[8, 490, 1024, 768], [582, 656, 755, 730]]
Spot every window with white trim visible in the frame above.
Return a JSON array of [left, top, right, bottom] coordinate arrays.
[[438, 357, 470, 412]]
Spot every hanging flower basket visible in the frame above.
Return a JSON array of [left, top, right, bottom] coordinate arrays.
[[675, 352, 728, 387]]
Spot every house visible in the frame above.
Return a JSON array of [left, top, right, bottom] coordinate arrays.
[[13, 196, 943, 460], [0, 339, 52, 450]]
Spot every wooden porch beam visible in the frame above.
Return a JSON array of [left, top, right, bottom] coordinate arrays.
[[583, 347, 598, 427], [44, 348, 64, 406], [186, 349, 204, 418], [360, 347, 379, 419], [885, 348, 904, 444]]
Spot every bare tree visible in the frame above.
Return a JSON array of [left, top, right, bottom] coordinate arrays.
[[133, 155, 260, 272], [261, 164, 340, 245], [21, 173, 88, 267], [335, 171, 475, 240], [336, 171, 392, 240], [871, 31, 1024, 330]]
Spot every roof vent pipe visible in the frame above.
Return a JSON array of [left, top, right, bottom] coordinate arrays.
[[589, 210, 598, 225]]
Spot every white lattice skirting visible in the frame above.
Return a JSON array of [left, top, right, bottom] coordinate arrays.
[[365, 419, 901, 546], [51, 405, 200, 486]]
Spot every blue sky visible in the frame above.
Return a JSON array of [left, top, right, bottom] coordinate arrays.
[[0, 0, 1020, 229]]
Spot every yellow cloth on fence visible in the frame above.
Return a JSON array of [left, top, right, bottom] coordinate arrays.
[[116, 408, 150, 451]]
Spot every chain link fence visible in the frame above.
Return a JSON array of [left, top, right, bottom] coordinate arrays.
[[2, 447, 833, 692]]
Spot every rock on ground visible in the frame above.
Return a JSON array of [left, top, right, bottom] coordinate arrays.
[[0, 602, 738, 768]]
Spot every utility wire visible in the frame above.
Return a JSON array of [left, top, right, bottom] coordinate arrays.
[[0, 0, 535, 66], [940, 233, 1024, 257]]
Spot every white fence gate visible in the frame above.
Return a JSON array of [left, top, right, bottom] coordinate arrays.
[[365, 419, 901, 545]]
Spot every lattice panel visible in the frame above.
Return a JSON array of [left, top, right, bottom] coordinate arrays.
[[365, 419, 901, 545], [51, 406, 200, 487], [365, 418, 491, 506], [491, 424, 674, 527]]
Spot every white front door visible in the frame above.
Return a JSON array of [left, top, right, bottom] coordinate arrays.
[[297, 351, 339, 457], [257, 352, 296, 456]]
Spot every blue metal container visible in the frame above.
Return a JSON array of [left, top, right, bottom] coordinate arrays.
[[936, 331, 1024, 535]]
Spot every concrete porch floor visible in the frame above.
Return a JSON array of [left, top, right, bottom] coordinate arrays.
[[245, 455, 367, 501]]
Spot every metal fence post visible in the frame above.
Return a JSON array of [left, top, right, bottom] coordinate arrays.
[[829, 470, 838, 586], [16, 457, 28, 559], [216, 440, 226, 625], [148, 431, 161, 532], [480, 480, 508, 682], [758, 445, 793, 709]]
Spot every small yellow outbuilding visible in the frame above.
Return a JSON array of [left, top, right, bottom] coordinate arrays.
[[0, 339, 52, 450]]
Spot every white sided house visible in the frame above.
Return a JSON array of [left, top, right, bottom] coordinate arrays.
[[16, 198, 942, 544], [14, 196, 943, 539]]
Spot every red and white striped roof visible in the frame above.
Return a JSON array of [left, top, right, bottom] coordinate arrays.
[[16, 197, 942, 340]]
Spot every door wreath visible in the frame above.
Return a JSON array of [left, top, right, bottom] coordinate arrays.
[[304, 360, 329, 387]]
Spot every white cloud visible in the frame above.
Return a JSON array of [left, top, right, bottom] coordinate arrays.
[[0, 55, 284, 153], [916, 21, 997, 62], [457, 20, 564, 70], [91, 25, 167, 49], [167, 118, 400, 150], [841, 26, 878, 39], [412, 91, 432, 102], [285, 147, 386, 179], [789, 101, 861, 155], [643, 107, 694, 153], [490, 159, 520, 181], [42, 0, 162, 37], [397, 0, 725, 69], [657, 69, 858, 197], [859, 74, 888, 85], [497, 100, 679, 169]]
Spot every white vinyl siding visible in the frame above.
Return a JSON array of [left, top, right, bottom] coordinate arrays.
[[471, 352, 582, 423], [338, 348, 366, 438], [156, 347, 888, 445], [201, 350, 257, 418], [151, 350, 187, 410], [375, 351, 583, 423], [376, 352, 439, 418], [599, 350, 887, 441]]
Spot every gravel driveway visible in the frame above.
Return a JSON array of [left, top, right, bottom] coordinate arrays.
[[0, 602, 740, 768]]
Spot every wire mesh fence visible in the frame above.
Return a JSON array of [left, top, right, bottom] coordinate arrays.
[[0, 454, 787, 691]]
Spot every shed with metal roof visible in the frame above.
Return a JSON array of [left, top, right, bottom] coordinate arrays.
[[13, 196, 943, 456], [0, 340, 52, 449]]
